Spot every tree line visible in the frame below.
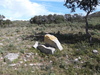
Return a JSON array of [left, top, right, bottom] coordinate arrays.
[[30, 14, 83, 25]]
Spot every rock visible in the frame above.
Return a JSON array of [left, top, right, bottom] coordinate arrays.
[[92, 50, 98, 54], [73, 58, 79, 63], [9, 64, 17, 67], [5, 53, 19, 62], [44, 34, 63, 50], [33, 41, 39, 49], [29, 63, 34, 66], [37, 45, 55, 54], [0, 43, 3, 46], [78, 56, 81, 60]]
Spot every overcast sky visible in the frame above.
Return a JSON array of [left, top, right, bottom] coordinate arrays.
[[0, 0, 100, 20]]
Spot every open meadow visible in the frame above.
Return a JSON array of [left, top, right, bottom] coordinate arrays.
[[0, 17, 100, 75]]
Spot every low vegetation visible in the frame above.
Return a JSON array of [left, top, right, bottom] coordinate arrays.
[[0, 13, 100, 75]]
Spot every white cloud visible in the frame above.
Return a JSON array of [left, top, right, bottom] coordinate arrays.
[[96, 5, 100, 10], [0, 0, 53, 20]]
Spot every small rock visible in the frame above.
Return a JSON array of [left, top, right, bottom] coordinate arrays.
[[0, 43, 3, 45], [29, 63, 34, 66], [24, 64, 27, 66], [78, 56, 81, 60], [31, 71, 34, 73], [5, 53, 19, 62], [9, 64, 17, 67], [19, 61, 23, 64], [92, 50, 98, 54], [74, 58, 78, 62], [25, 53, 34, 58], [50, 60, 52, 63]]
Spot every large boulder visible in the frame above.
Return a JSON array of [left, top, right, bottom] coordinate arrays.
[[44, 34, 63, 50], [37, 45, 55, 54]]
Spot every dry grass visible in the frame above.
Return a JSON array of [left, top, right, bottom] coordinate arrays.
[[0, 19, 100, 75]]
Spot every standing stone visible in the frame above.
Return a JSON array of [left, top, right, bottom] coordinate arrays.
[[37, 45, 55, 54], [44, 34, 63, 50]]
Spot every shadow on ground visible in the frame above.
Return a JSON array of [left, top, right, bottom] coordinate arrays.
[[23, 32, 100, 44]]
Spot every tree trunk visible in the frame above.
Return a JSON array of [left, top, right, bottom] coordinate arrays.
[[85, 11, 92, 45], [85, 11, 90, 35]]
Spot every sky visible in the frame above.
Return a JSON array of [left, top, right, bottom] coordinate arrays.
[[0, 0, 100, 20]]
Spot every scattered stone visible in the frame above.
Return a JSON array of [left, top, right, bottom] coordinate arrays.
[[74, 58, 79, 62], [92, 50, 98, 54], [29, 63, 34, 66], [33, 63, 43, 66], [19, 61, 23, 64], [50, 60, 52, 63], [78, 56, 81, 60], [24, 64, 27, 66], [44, 34, 63, 50], [25, 52, 34, 58], [5, 53, 19, 62], [31, 71, 34, 73], [37, 45, 55, 54], [24, 58, 27, 62], [0, 43, 3, 45], [9, 64, 17, 67], [33, 41, 39, 49]]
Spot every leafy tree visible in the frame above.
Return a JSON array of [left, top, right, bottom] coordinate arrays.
[[64, 0, 100, 40], [64, 14, 72, 21], [0, 15, 5, 26], [5, 19, 12, 26], [54, 15, 65, 24]]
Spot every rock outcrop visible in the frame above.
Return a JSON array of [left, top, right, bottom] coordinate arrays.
[[44, 34, 63, 50]]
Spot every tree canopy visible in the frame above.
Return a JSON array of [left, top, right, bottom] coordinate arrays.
[[64, 0, 100, 13]]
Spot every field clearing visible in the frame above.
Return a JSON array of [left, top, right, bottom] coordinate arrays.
[[0, 19, 100, 75]]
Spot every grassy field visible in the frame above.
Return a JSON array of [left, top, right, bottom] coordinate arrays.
[[0, 17, 100, 75]]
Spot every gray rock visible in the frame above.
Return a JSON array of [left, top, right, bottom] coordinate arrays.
[[0, 43, 3, 45], [37, 45, 55, 54], [92, 50, 98, 54], [74, 58, 79, 62], [5, 53, 19, 61], [9, 64, 17, 67]]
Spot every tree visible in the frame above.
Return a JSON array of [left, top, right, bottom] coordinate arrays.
[[64, 0, 100, 39], [0, 15, 5, 25], [5, 19, 12, 26]]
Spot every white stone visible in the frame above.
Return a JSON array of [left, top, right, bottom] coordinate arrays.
[[92, 50, 98, 54], [29, 63, 34, 66], [44, 34, 63, 50], [9, 64, 17, 67], [78, 56, 81, 60], [19, 61, 23, 64], [5, 53, 19, 61], [24, 64, 27, 66], [37, 45, 55, 54], [33, 41, 39, 49], [74, 58, 78, 62], [0, 43, 3, 46]]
